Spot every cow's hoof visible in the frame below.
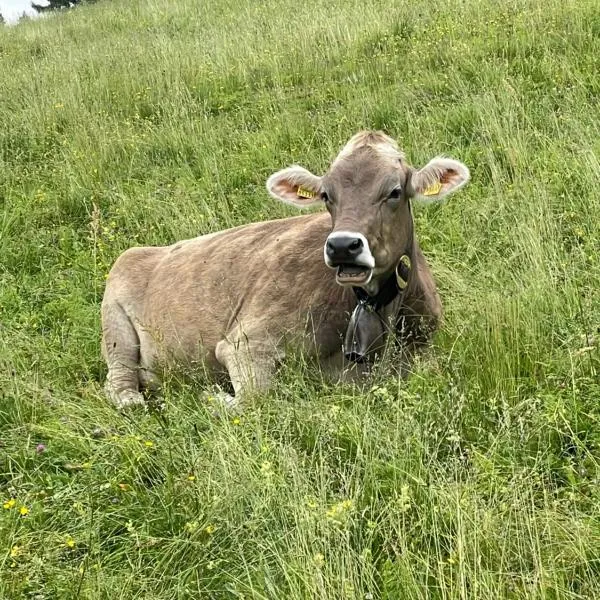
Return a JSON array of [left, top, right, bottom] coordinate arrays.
[[106, 384, 146, 410], [202, 389, 241, 415], [215, 390, 241, 412], [116, 390, 147, 410]]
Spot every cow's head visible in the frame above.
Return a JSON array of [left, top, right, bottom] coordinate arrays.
[[267, 131, 469, 292]]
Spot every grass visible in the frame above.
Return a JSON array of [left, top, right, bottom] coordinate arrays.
[[0, 0, 599, 597]]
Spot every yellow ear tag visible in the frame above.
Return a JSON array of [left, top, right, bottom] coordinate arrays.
[[297, 186, 316, 199], [422, 181, 442, 197], [396, 254, 412, 290]]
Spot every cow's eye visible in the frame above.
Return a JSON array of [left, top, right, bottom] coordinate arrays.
[[321, 192, 330, 203], [388, 187, 402, 200]]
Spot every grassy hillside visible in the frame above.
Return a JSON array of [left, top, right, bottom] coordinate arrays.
[[1, 0, 599, 597]]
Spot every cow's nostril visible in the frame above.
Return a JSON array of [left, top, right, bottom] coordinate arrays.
[[326, 235, 365, 261], [349, 238, 362, 252]]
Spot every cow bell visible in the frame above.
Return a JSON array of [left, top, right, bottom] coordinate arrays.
[[343, 303, 385, 363]]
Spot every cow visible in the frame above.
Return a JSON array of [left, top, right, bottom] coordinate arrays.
[[101, 131, 469, 409]]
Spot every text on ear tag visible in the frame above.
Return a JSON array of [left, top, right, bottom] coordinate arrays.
[[396, 254, 412, 289], [423, 181, 442, 196], [297, 186, 316, 199]]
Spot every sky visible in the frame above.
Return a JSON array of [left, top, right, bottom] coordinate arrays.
[[0, 0, 48, 23]]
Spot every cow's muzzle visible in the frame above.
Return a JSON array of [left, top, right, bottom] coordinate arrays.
[[324, 231, 375, 286]]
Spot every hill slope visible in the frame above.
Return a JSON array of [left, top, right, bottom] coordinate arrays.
[[0, 0, 599, 597]]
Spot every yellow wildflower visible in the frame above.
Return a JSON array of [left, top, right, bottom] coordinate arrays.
[[313, 552, 325, 567], [10, 546, 21, 558], [144, 440, 154, 447], [187, 475, 196, 481], [232, 417, 241, 425], [65, 536, 76, 548], [19, 506, 29, 516], [396, 485, 411, 513], [3, 499, 16, 510], [72, 501, 85, 515], [184, 521, 198, 533], [326, 499, 354, 523], [205, 524, 216, 534]]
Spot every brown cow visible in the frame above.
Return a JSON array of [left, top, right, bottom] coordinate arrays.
[[101, 131, 469, 409]]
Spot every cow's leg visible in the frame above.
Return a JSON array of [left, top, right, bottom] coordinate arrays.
[[137, 330, 161, 393], [214, 335, 280, 410], [101, 300, 146, 409], [138, 365, 160, 393], [319, 351, 371, 383]]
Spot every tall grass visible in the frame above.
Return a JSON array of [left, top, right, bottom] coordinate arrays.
[[1, 0, 599, 597]]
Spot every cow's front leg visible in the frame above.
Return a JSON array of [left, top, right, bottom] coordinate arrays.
[[214, 335, 281, 410]]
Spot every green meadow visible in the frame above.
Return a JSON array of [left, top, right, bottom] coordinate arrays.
[[1, 0, 599, 597]]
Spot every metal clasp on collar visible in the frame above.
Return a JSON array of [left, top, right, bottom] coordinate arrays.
[[395, 254, 411, 290]]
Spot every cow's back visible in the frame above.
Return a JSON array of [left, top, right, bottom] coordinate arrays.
[[137, 212, 352, 365]]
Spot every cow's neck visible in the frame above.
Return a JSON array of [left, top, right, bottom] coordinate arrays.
[[343, 208, 416, 363], [352, 204, 415, 309]]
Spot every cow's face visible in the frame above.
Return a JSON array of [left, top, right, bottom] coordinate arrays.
[[267, 131, 469, 292]]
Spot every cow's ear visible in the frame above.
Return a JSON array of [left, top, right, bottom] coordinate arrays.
[[409, 157, 470, 203], [266, 166, 323, 208]]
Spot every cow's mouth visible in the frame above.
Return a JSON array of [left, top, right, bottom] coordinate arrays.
[[335, 264, 372, 285]]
